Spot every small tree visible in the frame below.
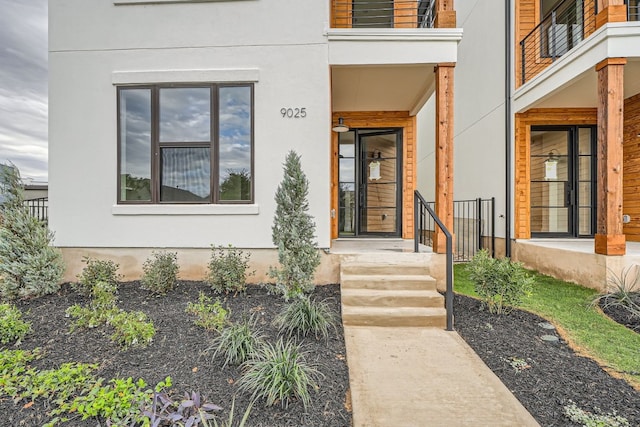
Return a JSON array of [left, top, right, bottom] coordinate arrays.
[[0, 164, 64, 299], [269, 151, 320, 299]]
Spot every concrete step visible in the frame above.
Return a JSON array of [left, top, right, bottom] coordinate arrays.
[[341, 288, 444, 308], [340, 274, 437, 291], [342, 306, 447, 328], [340, 253, 433, 276]]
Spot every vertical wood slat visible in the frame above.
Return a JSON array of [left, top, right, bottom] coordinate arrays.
[[595, 57, 626, 255], [331, 111, 417, 239], [622, 93, 640, 241], [514, 108, 598, 239], [434, 63, 455, 253]]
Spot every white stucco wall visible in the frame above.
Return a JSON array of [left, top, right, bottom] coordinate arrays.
[[416, 0, 508, 238], [49, 0, 332, 249]]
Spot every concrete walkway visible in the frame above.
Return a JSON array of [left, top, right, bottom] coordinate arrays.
[[344, 326, 540, 427]]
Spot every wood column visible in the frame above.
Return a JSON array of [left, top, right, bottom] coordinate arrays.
[[595, 0, 627, 30], [595, 57, 626, 255], [434, 63, 455, 253], [435, 0, 456, 28]]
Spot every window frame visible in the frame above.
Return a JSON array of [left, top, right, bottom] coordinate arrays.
[[117, 82, 254, 205]]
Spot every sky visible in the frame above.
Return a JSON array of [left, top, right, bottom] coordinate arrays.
[[0, 0, 48, 182]]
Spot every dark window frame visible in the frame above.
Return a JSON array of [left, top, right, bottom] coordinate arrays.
[[117, 83, 255, 205]]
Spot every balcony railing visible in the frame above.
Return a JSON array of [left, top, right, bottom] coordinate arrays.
[[520, 0, 596, 85], [331, 0, 436, 29]]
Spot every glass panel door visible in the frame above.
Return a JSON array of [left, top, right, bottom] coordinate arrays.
[[337, 128, 402, 237], [530, 128, 571, 235], [359, 130, 401, 236], [530, 126, 596, 237], [352, 0, 394, 28]]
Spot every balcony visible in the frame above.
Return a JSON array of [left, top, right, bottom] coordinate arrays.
[[520, 0, 639, 85], [331, 0, 436, 29]]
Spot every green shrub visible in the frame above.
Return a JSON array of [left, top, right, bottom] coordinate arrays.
[[0, 349, 41, 398], [61, 376, 170, 426], [238, 337, 320, 409], [210, 316, 263, 366], [467, 250, 534, 314], [269, 151, 321, 300], [141, 251, 179, 295], [74, 257, 122, 296], [563, 401, 630, 427], [273, 295, 337, 341], [20, 362, 98, 406], [0, 164, 64, 300], [207, 245, 253, 294], [66, 280, 119, 330], [0, 303, 31, 344], [108, 310, 156, 349], [186, 292, 229, 331]]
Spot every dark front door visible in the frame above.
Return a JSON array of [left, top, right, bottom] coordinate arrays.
[[530, 126, 596, 237], [338, 128, 402, 237]]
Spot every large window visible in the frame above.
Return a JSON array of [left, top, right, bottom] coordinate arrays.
[[118, 84, 253, 204]]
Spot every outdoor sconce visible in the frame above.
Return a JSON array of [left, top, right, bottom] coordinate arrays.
[[332, 117, 349, 133], [544, 149, 559, 181]]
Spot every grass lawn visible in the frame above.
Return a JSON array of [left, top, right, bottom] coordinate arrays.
[[454, 263, 640, 389]]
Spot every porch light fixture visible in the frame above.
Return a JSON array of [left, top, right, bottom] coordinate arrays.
[[332, 117, 349, 133], [544, 150, 559, 181]]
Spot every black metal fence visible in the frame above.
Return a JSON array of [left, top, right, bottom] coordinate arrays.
[[24, 197, 48, 222], [332, 0, 436, 28], [416, 197, 495, 262]]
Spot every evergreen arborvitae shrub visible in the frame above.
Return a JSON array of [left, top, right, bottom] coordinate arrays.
[[0, 165, 64, 299], [269, 151, 320, 299]]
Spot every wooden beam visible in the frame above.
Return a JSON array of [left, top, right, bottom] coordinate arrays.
[[434, 63, 455, 253], [595, 0, 627, 30], [435, 0, 456, 28], [595, 57, 626, 255]]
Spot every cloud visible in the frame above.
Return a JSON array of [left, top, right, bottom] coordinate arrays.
[[0, 0, 48, 181]]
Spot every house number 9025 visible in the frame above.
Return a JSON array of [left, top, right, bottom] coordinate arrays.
[[281, 107, 307, 118]]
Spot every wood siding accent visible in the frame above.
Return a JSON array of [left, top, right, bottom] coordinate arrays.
[[435, 0, 456, 28], [595, 1, 628, 30], [514, 108, 598, 239], [515, 0, 536, 89], [330, 111, 416, 239], [623, 93, 640, 241], [595, 58, 626, 255], [434, 63, 455, 253]]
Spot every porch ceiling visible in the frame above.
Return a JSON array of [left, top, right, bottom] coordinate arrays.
[[529, 59, 640, 110], [331, 64, 434, 113]]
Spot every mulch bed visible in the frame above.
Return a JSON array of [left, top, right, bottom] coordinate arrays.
[[454, 294, 640, 427], [0, 282, 351, 427], [599, 295, 640, 332], [4, 283, 640, 427]]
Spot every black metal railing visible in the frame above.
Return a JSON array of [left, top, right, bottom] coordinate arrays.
[[332, 0, 436, 29], [414, 190, 453, 331], [628, 0, 640, 21], [416, 197, 495, 262], [520, 0, 593, 84], [24, 197, 48, 222]]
